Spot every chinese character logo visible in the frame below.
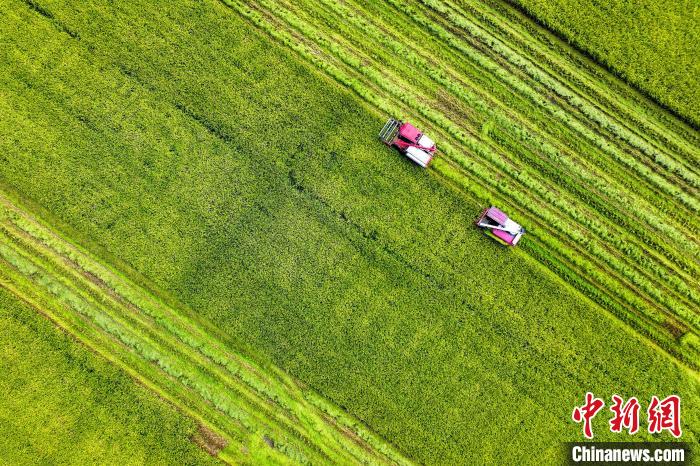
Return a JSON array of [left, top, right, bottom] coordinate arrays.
[[648, 395, 682, 438], [573, 393, 681, 438], [572, 392, 605, 439], [609, 395, 640, 434]]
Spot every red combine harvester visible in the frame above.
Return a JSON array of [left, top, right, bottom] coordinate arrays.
[[476, 206, 525, 246], [379, 118, 436, 168], [380, 119, 524, 246]]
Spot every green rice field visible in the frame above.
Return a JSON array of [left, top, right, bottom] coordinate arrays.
[[0, 286, 216, 465], [0, 0, 698, 463], [511, 0, 700, 126]]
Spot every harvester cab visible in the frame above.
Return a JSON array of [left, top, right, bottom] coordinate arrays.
[[476, 206, 525, 246], [379, 118, 436, 168]]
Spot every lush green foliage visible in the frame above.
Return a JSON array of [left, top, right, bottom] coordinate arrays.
[[509, 0, 700, 126], [0, 193, 409, 465], [0, 0, 698, 464], [0, 287, 216, 465], [216, 0, 700, 365]]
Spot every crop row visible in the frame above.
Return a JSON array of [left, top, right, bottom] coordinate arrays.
[[222, 0, 700, 363], [459, 0, 700, 164], [429, 0, 700, 183], [446, 0, 700, 164], [0, 192, 411, 466], [237, 0, 697, 338], [506, 0, 700, 127]]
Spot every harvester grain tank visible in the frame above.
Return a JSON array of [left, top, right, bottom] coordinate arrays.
[[379, 118, 436, 168]]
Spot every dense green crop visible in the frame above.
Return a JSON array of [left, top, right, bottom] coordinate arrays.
[[213, 0, 700, 364], [0, 287, 216, 465], [0, 193, 410, 464], [0, 0, 698, 464], [509, 0, 700, 126]]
